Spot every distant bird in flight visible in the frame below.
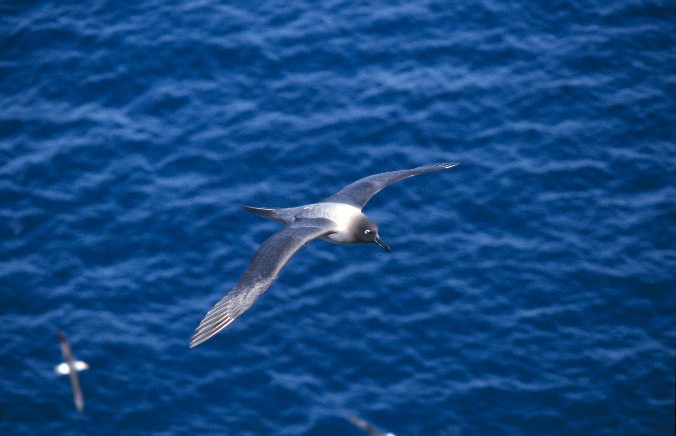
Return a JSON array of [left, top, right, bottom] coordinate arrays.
[[190, 162, 459, 347], [347, 415, 396, 436], [55, 329, 88, 412]]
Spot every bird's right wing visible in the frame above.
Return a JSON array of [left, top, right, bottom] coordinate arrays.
[[190, 218, 335, 347]]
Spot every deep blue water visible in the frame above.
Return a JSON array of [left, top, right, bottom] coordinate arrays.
[[1, 1, 674, 434]]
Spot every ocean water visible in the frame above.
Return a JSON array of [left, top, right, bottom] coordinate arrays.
[[1, 1, 674, 434]]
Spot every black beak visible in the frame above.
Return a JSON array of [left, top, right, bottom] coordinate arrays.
[[374, 234, 390, 252]]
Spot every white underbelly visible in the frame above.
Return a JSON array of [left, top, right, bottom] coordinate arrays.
[[298, 202, 362, 243], [322, 232, 351, 243]]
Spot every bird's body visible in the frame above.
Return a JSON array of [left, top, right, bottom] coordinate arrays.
[[247, 202, 368, 243], [55, 361, 89, 375], [190, 162, 458, 347], [316, 204, 364, 243]]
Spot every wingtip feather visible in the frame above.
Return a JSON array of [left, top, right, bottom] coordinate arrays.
[[438, 162, 459, 169], [190, 312, 238, 348]]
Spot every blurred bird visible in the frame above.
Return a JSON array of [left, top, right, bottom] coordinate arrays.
[[55, 329, 88, 412], [347, 415, 396, 436]]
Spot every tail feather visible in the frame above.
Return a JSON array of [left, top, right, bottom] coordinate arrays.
[[243, 206, 283, 221]]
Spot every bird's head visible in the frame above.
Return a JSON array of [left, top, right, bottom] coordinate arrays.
[[355, 217, 390, 252]]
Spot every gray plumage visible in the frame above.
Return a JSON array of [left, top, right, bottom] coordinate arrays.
[[190, 162, 458, 347]]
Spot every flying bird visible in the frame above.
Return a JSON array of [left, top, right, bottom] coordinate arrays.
[[55, 329, 88, 412], [190, 162, 459, 347], [347, 415, 396, 436]]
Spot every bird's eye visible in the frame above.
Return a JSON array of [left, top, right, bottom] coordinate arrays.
[[364, 229, 371, 235]]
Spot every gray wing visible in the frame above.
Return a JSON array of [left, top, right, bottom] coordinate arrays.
[[322, 162, 459, 209], [190, 218, 334, 347], [56, 330, 84, 412], [347, 415, 386, 436]]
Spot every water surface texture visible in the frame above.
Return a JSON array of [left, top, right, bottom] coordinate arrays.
[[2, 1, 674, 434]]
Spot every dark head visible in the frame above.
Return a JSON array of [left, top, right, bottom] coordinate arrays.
[[354, 216, 390, 252]]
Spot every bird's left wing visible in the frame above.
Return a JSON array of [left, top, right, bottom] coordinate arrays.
[[322, 162, 458, 209], [190, 218, 334, 347]]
